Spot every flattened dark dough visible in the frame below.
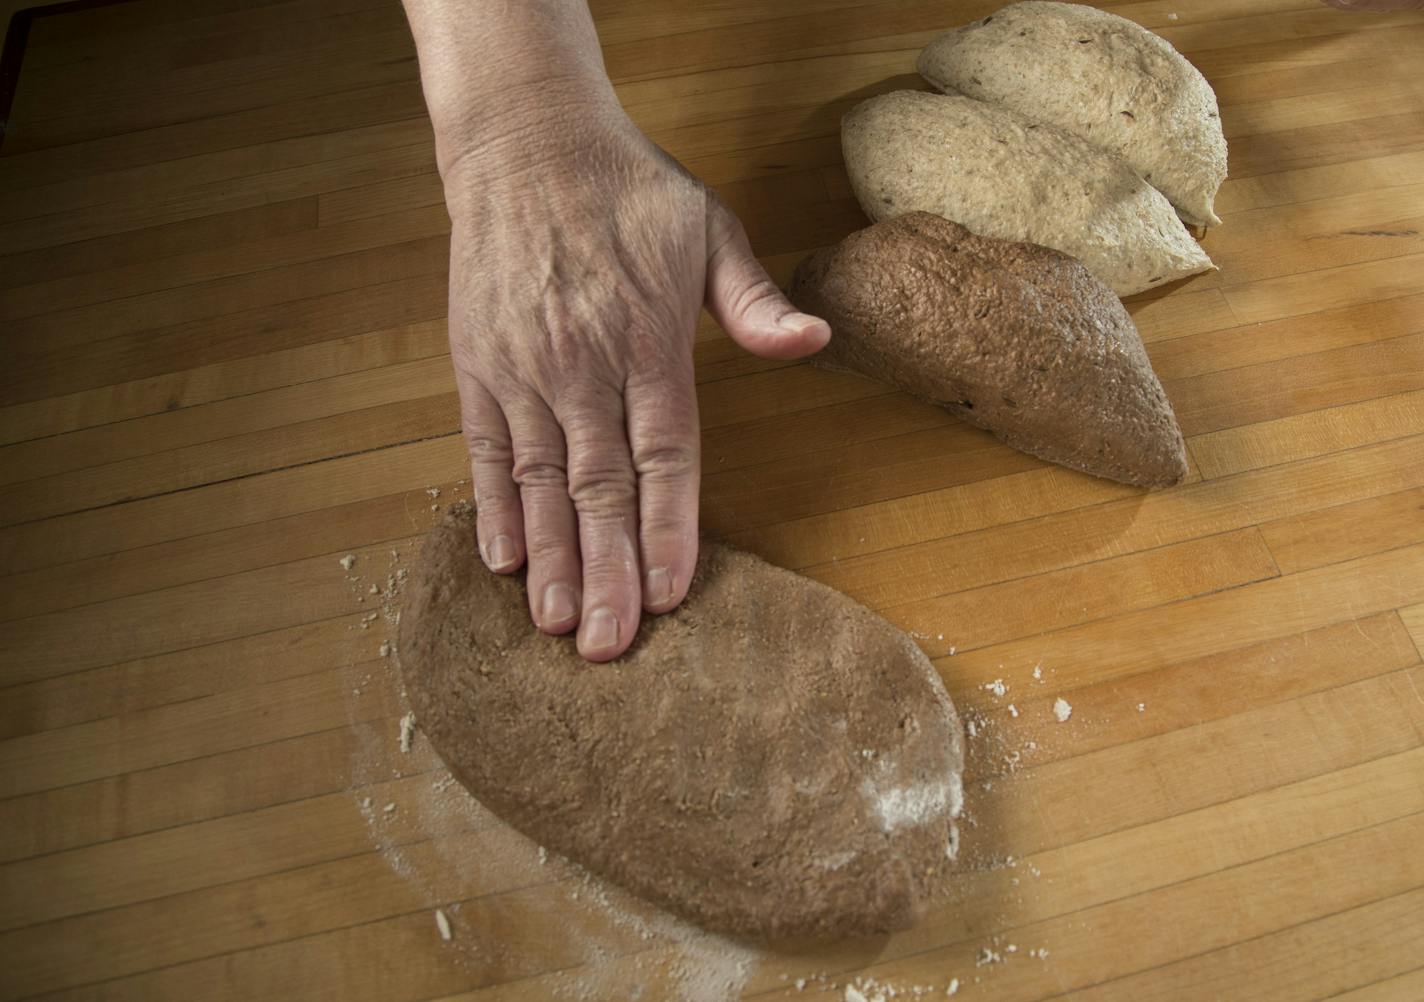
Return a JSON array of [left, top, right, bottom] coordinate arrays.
[[400, 506, 965, 939], [789, 212, 1188, 488]]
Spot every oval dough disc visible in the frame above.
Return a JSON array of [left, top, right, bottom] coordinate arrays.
[[918, 1, 1227, 227], [789, 213, 1188, 488], [841, 90, 1214, 297], [399, 506, 966, 939]]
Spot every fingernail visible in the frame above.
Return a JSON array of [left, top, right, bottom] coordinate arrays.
[[778, 311, 824, 332], [644, 566, 673, 607], [485, 534, 517, 571], [542, 582, 577, 625], [583, 606, 620, 652]]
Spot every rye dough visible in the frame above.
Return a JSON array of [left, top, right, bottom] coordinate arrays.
[[841, 90, 1214, 297], [788, 213, 1188, 488], [918, 1, 1228, 227], [399, 505, 966, 939]]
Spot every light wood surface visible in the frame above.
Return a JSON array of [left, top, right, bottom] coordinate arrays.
[[2, 1, 1423, 999]]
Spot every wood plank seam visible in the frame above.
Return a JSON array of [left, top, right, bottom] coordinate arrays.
[[45, 785, 1418, 1001], [8, 608, 1416, 827], [0, 606, 373, 694], [994, 883, 1424, 1001], [0, 417, 1412, 651], [756, 886, 1424, 1002], [15, 763, 1422, 995], [1329, 965, 1424, 1002], [0, 269, 1409, 448], [877, 524, 1282, 643], [6, 653, 1417, 884], [16, 638, 1420, 868], [796, 449, 1420, 594], [0, 426, 459, 531]]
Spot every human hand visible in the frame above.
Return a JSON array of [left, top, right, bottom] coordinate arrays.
[[442, 106, 830, 661]]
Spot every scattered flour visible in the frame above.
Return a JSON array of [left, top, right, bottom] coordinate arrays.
[[339, 553, 356, 571], [983, 678, 1007, 698], [844, 975, 950, 1002], [1053, 697, 1073, 723], [866, 772, 964, 832]]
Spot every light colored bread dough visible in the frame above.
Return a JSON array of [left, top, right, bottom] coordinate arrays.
[[789, 213, 1188, 488], [400, 505, 965, 939], [917, 1, 1228, 227], [841, 90, 1214, 296]]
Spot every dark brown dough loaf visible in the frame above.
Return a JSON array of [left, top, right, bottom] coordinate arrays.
[[788, 212, 1188, 487], [399, 505, 965, 940]]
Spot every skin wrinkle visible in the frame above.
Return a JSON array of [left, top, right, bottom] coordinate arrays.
[[401, 0, 830, 659]]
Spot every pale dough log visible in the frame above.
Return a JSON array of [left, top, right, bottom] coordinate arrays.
[[917, 1, 1228, 227], [841, 90, 1215, 296]]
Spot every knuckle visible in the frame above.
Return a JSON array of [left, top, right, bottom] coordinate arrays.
[[472, 486, 515, 514], [568, 464, 638, 511], [557, 379, 623, 418], [465, 432, 512, 466], [730, 277, 783, 320], [524, 529, 577, 564], [511, 454, 568, 490], [640, 513, 696, 546], [634, 440, 698, 479], [580, 539, 640, 588]]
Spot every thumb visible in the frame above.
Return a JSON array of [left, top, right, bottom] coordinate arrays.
[[705, 197, 831, 360]]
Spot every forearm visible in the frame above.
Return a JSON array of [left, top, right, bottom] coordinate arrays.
[[401, 0, 624, 178]]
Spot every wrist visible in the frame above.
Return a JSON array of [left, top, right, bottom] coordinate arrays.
[[401, 0, 624, 180], [437, 94, 646, 222], [431, 76, 626, 182]]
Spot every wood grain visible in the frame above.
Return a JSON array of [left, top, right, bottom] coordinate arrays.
[[0, 1, 1421, 1000]]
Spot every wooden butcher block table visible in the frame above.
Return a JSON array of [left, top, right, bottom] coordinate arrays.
[[2, 1, 1423, 999]]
